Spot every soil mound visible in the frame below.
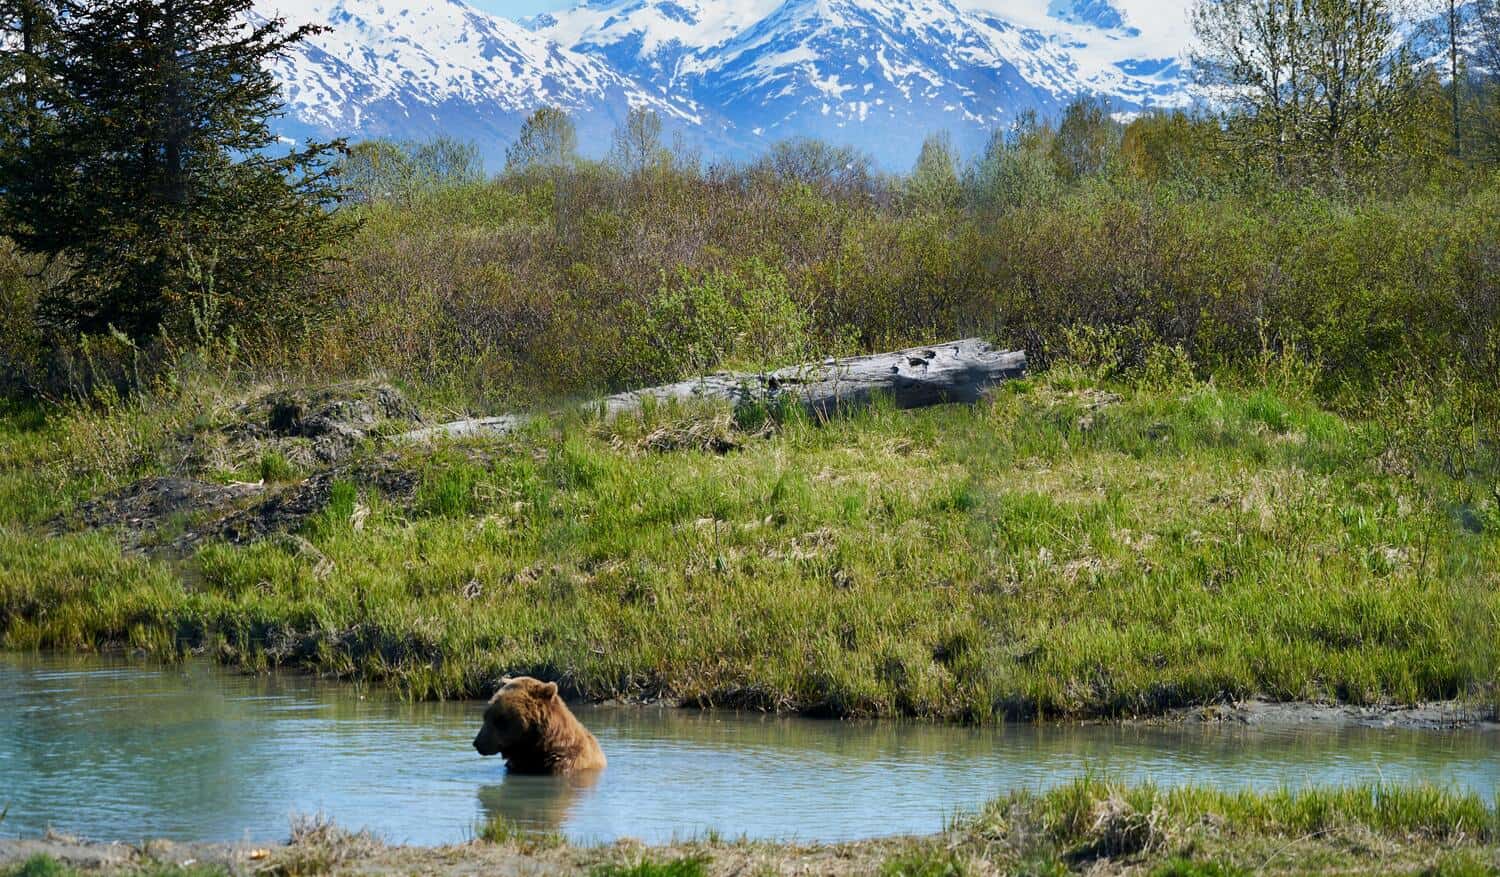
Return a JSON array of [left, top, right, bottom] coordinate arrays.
[[57, 383, 425, 554]]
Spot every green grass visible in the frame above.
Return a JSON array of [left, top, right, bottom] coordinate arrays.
[[474, 815, 565, 851], [931, 778, 1500, 875], [881, 849, 970, 876], [973, 778, 1499, 849], [1, 369, 1496, 719], [1, 857, 226, 877], [590, 857, 709, 877]]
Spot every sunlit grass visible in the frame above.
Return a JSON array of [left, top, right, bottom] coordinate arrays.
[[1, 370, 1495, 719]]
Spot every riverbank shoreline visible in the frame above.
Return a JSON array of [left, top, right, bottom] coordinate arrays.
[[11, 646, 1500, 733], [4, 777, 1497, 876]]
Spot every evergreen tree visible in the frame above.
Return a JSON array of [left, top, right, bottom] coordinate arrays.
[[0, 0, 342, 344]]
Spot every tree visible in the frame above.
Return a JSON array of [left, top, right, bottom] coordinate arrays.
[[341, 137, 483, 205], [906, 132, 962, 211], [609, 105, 667, 175], [0, 0, 343, 344], [1120, 110, 1229, 189], [964, 113, 1061, 213], [754, 138, 875, 198], [506, 106, 578, 172], [1051, 95, 1122, 180], [1477, 0, 1500, 160], [1192, 0, 1420, 182], [1480, 0, 1500, 73], [1447, 0, 1463, 156]]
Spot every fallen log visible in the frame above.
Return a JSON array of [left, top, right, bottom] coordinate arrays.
[[398, 338, 1027, 442]]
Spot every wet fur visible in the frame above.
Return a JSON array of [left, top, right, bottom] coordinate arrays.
[[472, 676, 606, 775]]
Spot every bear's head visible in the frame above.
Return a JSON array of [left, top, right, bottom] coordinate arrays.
[[472, 676, 559, 757]]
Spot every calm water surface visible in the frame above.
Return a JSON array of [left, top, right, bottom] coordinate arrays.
[[1, 653, 1495, 845]]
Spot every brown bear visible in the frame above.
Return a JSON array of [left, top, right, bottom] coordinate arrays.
[[472, 676, 607, 775]]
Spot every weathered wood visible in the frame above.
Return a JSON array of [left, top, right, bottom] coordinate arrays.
[[398, 338, 1027, 442]]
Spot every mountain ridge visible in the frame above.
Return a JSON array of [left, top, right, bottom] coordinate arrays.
[[259, 0, 1194, 167]]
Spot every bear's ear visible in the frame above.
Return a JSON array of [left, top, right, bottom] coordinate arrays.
[[538, 681, 559, 699]]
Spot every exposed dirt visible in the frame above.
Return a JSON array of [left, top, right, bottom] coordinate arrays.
[[1164, 698, 1500, 731], [50, 383, 425, 555], [221, 383, 421, 468], [69, 477, 269, 552], [0, 834, 908, 877], [4, 825, 1494, 877], [208, 459, 421, 547]]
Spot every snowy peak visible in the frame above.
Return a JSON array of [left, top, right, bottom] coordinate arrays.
[[1046, 0, 1139, 37], [260, 0, 1196, 167], [531, 0, 1189, 162], [534, 0, 782, 54], [258, 0, 697, 148]]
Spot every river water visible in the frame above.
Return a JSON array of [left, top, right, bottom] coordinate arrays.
[[1, 653, 1495, 845]]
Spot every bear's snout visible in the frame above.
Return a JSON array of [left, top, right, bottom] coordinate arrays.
[[473, 733, 500, 756]]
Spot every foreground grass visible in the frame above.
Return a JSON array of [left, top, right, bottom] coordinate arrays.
[[3, 780, 1496, 875], [1, 367, 1496, 719]]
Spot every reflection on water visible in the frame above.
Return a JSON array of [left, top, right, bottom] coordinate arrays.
[[1, 653, 1496, 845]]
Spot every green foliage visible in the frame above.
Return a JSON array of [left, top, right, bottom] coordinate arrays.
[[248, 128, 1498, 416], [966, 115, 1064, 214], [0, 855, 227, 877], [752, 137, 876, 197], [340, 137, 484, 206], [506, 106, 579, 172], [907, 132, 963, 212], [417, 460, 483, 518], [882, 849, 968, 876], [1191, 0, 1434, 186], [610, 106, 670, 176], [623, 261, 811, 383], [4, 856, 68, 877], [475, 814, 565, 851], [3, 372, 1494, 715], [1121, 111, 1231, 193], [258, 451, 301, 484], [1149, 860, 1247, 877], [1051, 96, 1122, 181], [0, 0, 343, 349], [0, 238, 52, 397], [591, 857, 709, 877]]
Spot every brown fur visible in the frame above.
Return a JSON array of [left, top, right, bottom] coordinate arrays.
[[472, 676, 606, 775]]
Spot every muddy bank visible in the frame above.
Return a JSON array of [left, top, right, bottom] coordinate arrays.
[[1164, 698, 1500, 731], [0, 833, 903, 877]]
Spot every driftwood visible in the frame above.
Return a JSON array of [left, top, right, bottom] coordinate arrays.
[[399, 338, 1027, 442]]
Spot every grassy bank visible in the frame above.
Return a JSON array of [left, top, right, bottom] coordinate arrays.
[[3, 779, 1497, 875], [2, 360, 1495, 719]]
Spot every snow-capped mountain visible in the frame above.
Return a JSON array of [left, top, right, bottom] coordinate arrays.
[[1046, 0, 1139, 36], [530, 0, 1191, 163], [257, 0, 1195, 168], [257, 0, 702, 159]]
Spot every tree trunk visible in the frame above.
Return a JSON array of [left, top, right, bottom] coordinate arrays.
[[399, 338, 1028, 442], [1452, 0, 1463, 158]]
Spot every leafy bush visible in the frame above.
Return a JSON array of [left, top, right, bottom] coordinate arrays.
[[4, 126, 1497, 416]]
